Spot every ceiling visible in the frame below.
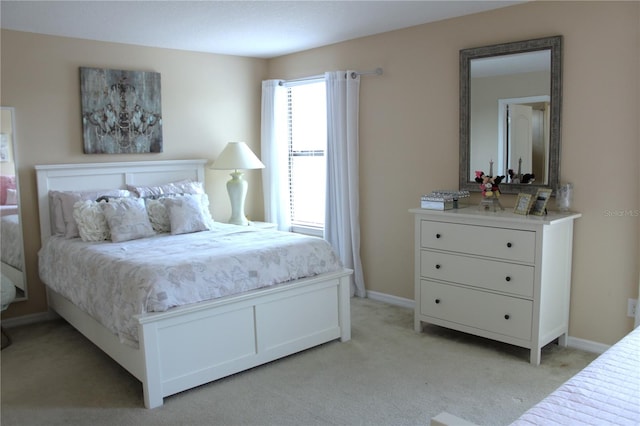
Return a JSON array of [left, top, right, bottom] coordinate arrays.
[[0, 1, 523, 59]]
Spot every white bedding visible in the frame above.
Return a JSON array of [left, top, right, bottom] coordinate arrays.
[[1, 214, 23, 270], [512, 327, 640, 425], [39, 223, 343, 343], [0, 205, 18, 216]]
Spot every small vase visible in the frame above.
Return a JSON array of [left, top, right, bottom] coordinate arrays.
[[556, 183, 573, 212]]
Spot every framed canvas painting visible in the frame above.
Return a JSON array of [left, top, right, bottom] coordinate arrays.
[[80, 67, 163, 154]]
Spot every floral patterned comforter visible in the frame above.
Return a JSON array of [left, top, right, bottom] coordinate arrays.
[[39, 223, 342, 343]]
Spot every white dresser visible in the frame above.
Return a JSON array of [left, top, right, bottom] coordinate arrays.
[[410, 208, 581, 365]]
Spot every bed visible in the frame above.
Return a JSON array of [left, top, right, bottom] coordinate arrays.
[[1, 214, 25, 292], [511, 326, 640, 425], [431, 327, 640, 426], [36, 159, 353, 408]]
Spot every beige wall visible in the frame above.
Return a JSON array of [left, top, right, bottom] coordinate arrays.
[[0, 30, 267, 318], [268, 1, 639, 345], [1, 1, 638, 346]]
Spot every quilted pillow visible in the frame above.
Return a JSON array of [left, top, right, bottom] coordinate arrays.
[[73, 200, 110, 242], [49, 189, 133, 238], [101, 197, 155, 242], [127, 179, 204, 198], [145, 196, 174, 233], [164, 194, 214, 235]]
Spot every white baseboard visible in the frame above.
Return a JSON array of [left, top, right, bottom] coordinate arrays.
[[566, 336, 610, 355], [366, 290, 415, 309], [365, 290, 609, 355]]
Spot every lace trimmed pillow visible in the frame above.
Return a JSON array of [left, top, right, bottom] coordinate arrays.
[[73, 200, 110, 242], [101, 197, 155, 242], [163, 193, 215, 235]]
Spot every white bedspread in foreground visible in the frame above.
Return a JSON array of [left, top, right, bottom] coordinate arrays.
[[39, 224, 343, 343], [512, 326, 640, 426], [1, 214, 23, 270]]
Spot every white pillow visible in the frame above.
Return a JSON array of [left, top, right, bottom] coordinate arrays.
[[101, 197, 155, 242], [5, 188, 17, 205], [164, 194, 214, 235], [49, 189, 133, 238], [73, 200, 110, 242], [127, 180, 204, 198], [145, 196, 174, 233]]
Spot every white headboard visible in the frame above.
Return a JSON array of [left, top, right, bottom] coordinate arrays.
[[35, 159, 207, 245]]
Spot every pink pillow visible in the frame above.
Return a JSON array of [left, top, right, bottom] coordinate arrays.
[[0, 175, 16, 205]]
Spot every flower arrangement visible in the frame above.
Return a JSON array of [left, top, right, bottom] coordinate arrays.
[[475, 171, 505, 198]]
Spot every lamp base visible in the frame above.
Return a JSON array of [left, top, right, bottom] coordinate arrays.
[[227, 171, 249, 226]]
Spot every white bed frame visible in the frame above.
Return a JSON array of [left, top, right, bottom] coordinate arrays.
[[36, 159, 352, 408]]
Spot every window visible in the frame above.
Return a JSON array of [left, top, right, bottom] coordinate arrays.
[[286, 80, 327, 236]]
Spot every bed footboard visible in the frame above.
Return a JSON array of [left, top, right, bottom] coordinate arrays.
[[138, 269, 351, 408], [48, 269, 351, 408]]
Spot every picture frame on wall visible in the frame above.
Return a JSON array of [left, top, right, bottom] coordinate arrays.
[[513, 193, 533, 215], [80, 67, 163, 154], [530, 188, 553, 216]]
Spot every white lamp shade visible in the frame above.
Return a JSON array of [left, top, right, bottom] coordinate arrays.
[[211, 142, 265, 170]]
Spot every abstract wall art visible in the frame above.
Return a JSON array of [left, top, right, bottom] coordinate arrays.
[[80, 67, 163, 154]]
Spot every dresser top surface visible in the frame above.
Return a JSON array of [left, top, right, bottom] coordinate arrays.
[[409, 207, 581, 226]]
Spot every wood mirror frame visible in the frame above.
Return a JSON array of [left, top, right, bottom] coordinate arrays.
[[459, 35, 563, 195]]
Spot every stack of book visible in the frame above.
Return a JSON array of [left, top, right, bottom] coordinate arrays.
[[420, 190, 470, 210]]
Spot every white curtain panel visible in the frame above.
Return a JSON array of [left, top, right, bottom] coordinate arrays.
[[260, 80, 291, 231], [325, 71, 366, 297]]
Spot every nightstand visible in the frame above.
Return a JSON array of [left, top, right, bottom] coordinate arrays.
[[247, 221, 277, 230]]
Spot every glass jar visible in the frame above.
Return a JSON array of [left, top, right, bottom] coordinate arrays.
[[555, 183, 573, 212]]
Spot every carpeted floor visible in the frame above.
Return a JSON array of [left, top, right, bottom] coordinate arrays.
[[1, 297, 597, 426]]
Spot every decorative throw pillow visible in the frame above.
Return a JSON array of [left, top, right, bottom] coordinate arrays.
[[49, 189, 133, 238], [73, 200, 110, 242], [127, 179, 204, 198], [164, 194, 213, 235], [101, 197, 155, 242], [145, 196, 174, 233], [0, 175, 16, 205]]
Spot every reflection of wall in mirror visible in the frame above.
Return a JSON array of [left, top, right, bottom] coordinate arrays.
[[469, 70, 549, 180]]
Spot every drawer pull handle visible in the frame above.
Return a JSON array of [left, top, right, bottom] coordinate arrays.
[[506, 242, 513, 248], [505, 276, 511, 282], [504, 314, 510, 320], [435, 299, 441, 304], [435, 264, 441, 269], [436, 233, 441, 239]]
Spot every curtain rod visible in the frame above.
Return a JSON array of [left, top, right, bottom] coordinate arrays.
[[279, 67, 383, 85]]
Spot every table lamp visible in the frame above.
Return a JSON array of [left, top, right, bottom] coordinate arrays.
[[211, 142, 265, 226]]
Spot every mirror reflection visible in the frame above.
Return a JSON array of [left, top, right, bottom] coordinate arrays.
[[1, 106, 27, 304], [459, 36, 562, 195], [470, 51, 550, 183]]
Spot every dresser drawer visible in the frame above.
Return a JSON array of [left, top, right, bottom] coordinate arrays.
[[420, 250, 534, 297], [420, 280, 532, 340], [420, 220, 535, 263]]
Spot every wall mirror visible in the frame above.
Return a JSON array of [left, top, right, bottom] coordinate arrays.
[[459, 36, 562, 194], [0, 106, 27, 301]]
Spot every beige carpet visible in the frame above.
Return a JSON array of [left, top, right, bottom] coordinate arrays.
[[1, 298, 597, 426]]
